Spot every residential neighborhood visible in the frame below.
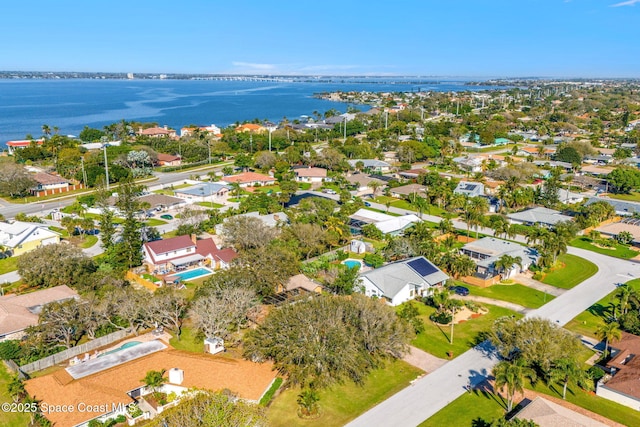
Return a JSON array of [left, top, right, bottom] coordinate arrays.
[[2, 78, 640, 427]]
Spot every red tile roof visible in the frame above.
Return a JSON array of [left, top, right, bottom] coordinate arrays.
[[33, 172, 70, 185], [214, 248, 238, 264], [7, 139, 44, 147], [144, 235, 195, 256], [156, 153, 180, 162], [222, 172, 275, 184]]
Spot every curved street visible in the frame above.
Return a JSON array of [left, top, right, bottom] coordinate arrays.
[[346, 246, 638, 427]]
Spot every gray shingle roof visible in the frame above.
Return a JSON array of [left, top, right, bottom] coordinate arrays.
[[360, 256, 448, 299], [506, 207, 572, 226]]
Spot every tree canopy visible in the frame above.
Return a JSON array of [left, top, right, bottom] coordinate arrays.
[[244, 294, 410, 388]]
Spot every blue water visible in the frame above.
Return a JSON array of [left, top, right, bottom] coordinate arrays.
[[343, 260, 362, 270], [0, 78, 508, 146], [169, 267, 213, 281], [99, 341, 141, 357]]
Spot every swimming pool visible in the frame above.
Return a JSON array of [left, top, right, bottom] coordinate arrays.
[[100, 341, 142, 357], [343, 259, 363, 270], [168, 267, 214, 281]]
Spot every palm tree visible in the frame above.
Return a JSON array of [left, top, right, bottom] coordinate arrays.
[[614, 284, 636, 318], [438, 218, 454, 236], [549, 358, 591, 400], [141, 369, 167, 399], [367, 180, 382, 197], [596, 322, 622, 357], [493, 358, 536, 412], [413, 196, 429, 219], [297, 388, 320, 417], [494, 255, 521, 279], [468, 197, 489, 238]]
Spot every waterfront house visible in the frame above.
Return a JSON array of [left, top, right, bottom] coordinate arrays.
[[180, 124, 221, 137], [359, 256, 449, 306], [0, 221, 61, 257], [0, 285, 79, 341], [236, 123, 266, 133], [137, 126, 177, 138], [6, 139, 45, 155]]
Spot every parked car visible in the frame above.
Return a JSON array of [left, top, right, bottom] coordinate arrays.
[[323, 189, 337, 195], [364, 202, 372, 207], [160, 214, 173, 220], [452, 286, 470, 296]]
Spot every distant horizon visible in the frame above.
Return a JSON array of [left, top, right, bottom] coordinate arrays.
[[2, 71, 639, 81]]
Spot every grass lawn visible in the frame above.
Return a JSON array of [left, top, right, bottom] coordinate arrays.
[[606, 192, 640, 202], [406, 301, 521, 359], [252, 185, 281, 194], [162, 230, 179, 239], [69, 234, 98, 249], [196, 201, 224, 208], [565, 278, 640, 338], [570, 237, 638, 260], [169, 325, 203, 353], [0, 257, 19, 275], [267, 359, 423, 427], [540, 254, 598, 289], [420, 387, 507, 427], [48, 225, 69, 237], [0, 363, 31, 427], [143, 218, 168, 227], [467, 283, 555, 309], [153, 183, 192, 195], [363, 207, 401, 217]]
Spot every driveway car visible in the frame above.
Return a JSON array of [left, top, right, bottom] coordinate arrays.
[[160, 214, 173, 220], [452, 286, 470, 296]]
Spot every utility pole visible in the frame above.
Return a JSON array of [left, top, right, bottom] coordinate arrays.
[[268, 128, 272, 152], [80, 156, 88, 188], [343, 116, 347, 143], [103, 145, 110, 191], [207, 139, 211, 164]]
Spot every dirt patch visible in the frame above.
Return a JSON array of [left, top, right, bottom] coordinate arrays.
[[453, 306, 487, 324], [457, 235, 476, 243]]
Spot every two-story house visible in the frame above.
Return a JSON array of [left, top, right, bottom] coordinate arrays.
[[142, 235, 237, 274]]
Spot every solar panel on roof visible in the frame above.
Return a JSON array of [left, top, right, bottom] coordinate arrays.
[[407, 258, 439, 277]]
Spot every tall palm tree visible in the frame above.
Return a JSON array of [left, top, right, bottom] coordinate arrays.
[[413, 196, 429, 219], [596, 322, 622, 357], [614, 284, 635, 318], [438, 218, 454, 236], [493, 358, 536, 412], [549, 357, 591, 400], [367, 181, 382, 197]]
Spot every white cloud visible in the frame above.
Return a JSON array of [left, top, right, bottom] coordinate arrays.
[[231, 61, 276, 71], [611, 0, 640, 6]]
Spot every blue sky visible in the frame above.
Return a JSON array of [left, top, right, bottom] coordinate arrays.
[[1, 0, 639, 77]]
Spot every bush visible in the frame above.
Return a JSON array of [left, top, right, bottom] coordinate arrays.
[[532, 272, 543, 281], [363, 253, 385, 268], [430, 311, 453, 324], [0, 340, 22, 361], [588, 365, 605, 384], [335, 250, 349, 261]]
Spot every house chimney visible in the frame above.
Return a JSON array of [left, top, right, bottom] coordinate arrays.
[[190, 234, 197, 244], [168, 368, 184, 385], [163, 125, 168, 130]]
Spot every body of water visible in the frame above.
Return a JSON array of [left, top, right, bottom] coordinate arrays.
[[0, 78, 506, 146]]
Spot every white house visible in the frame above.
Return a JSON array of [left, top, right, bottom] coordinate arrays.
[[347, 159, 392, 173], [0, 221, 61, 257], [349, 208, 420, 236], [461, 237, 538, 279], [359, 257, 449, 306], [294, 167, 328, 183]]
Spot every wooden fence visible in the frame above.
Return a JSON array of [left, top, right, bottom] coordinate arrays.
[[32, 183, 84, 197], [19, 329, 129, 374]]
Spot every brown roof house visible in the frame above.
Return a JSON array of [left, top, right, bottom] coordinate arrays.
[[143, 235, 237, 274], [597, 332, 640, 410], [156, 153, 182, 167], [514, 397, 610, 427], [0, 285, 79, 341], [390, 183, 427, 199], [294, 166, 328, 183], [25, 343, 278, 427], [137, 126, 177, 138]]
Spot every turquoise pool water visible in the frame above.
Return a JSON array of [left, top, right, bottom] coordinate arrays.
[[100, 341, 142, 357], [343, 260, 362, 270], [169, 267, 214, 281]]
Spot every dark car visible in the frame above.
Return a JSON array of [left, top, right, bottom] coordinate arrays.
[[364, 201, 372, 207], [160, 214, 173, 220], [453, 286, 470, 296]]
